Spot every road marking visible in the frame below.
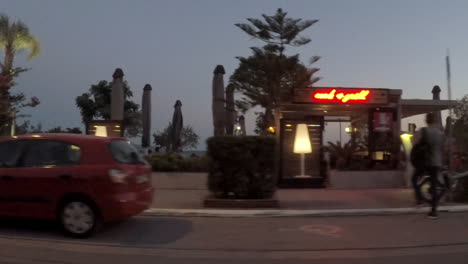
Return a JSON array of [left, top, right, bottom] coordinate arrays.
[[299, 224, 342, 238]]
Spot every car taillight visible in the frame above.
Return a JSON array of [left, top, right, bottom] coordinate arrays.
[[108, 169, 129, 183]]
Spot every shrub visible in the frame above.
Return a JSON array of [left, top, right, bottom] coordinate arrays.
[[207, 136, 276, 199], [146, 152, 210, 172]]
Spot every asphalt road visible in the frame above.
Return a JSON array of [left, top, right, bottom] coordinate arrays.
[[1, 212, 468, 263]]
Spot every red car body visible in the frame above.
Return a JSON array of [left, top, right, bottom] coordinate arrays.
[[0, 134, 154, 223]]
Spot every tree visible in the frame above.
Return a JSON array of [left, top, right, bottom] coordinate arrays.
[[235, 8, 318, 57], [75, 80, 142, 137], [232, 9, 320, 134], [153, 122, 199, 152], [15, 120, 42, 135], [0, 14, 41, 134], [325, 140, 365, 169], [230, 47, 315, 133], [46, 126, 82, 134], [450, 95, 468, 155]]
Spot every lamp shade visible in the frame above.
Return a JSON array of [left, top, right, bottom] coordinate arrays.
[[293, 124, 312, 154], [95, 126, 108, 137]]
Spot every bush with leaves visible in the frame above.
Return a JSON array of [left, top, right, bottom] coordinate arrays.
[[145, 152, 209, 172], [325, 140, 367, 170], [153, 122, 199, 152], [207, 136, 276, 199]]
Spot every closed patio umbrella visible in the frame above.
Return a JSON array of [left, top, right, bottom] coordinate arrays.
[[225, 84, 236, 135], [212, 65, 225, 136], [432, 85, 443, 130], [111, 68, 125, 121], [239, 115, 246, 136], [141, 84, 152, 149], [171, 100, 183, 152]]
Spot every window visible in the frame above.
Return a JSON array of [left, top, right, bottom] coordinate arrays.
[[0, 140, 26, 168], [109, 140, 146, 165], [22, 140, 81, 167]]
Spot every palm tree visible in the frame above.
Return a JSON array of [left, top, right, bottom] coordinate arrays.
[[0, 14, 40, 134], [0, 14, 40, 77], [325, 140, 364, 169]]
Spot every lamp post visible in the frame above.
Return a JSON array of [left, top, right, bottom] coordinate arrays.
[[293, 124, 312, 178], [10, 110, 15, 136]]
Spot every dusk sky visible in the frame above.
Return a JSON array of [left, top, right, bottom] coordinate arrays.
[[3, 0, 468, 148]]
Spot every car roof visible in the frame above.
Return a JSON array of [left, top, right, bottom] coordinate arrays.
[[0, 133, 127, 143]]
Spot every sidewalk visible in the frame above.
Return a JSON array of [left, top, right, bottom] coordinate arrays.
[[150, 172, 466, 215]]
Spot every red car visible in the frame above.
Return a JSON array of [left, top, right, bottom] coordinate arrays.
[[0, 134, 154, 237]]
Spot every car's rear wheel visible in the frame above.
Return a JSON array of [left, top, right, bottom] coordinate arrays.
[[59, 199, 99, 238]]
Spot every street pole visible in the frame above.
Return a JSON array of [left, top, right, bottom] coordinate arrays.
[[446, 52, 453, 125], [446, 51, 453, 169], [10, 110, 15, 136]]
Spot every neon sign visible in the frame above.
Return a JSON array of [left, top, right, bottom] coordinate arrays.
[[312, 89, 371, 104]]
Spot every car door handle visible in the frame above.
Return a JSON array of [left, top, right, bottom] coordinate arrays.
[[1, 175, 13, 181], [58, 174, 72, 180]]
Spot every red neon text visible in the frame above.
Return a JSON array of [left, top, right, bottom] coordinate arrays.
[[313, 89, 371, 103]]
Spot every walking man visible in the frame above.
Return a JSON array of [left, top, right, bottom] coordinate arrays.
[[412, 112, 445, 219]]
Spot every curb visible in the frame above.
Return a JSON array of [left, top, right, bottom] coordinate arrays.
[[143, 205, 468, 218]]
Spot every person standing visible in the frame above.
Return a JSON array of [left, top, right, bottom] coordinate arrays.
[[412, 112, 445, 219]]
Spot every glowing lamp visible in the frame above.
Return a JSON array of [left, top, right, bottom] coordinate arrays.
[[293, 124, 312, 178], [400, 133, 415, 186], [267, 126, 275, 134], [95, 126, 108, 137]]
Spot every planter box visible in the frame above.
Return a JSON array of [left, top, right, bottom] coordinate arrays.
[[204, 195, 279, 209], [328, 170, 405, 189]]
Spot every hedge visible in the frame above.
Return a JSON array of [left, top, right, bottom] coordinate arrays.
[[145, 152, 210, 172], [207, 136, 276, 199]]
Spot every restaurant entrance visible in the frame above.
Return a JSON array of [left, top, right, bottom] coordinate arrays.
[[278, 87, 401, 188]]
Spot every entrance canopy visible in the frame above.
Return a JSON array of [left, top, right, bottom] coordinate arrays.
[[284, 87, 457, 120], [401, 99, 457, 118], [278, 86, 458, 188]]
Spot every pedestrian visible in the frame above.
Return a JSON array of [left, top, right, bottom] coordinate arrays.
[[411, 112, 445, 219]]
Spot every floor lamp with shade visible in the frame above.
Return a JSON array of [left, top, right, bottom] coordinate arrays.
[[293, 124, 312, 178]]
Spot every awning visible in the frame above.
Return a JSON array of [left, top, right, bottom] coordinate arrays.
[[401, 99, 457, 118]]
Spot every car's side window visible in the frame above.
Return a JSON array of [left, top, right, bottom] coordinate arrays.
[[22, 140, 81, 168], [0, 140, 26, 168]]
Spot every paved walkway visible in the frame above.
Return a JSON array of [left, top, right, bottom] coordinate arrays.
[[150, 172, 463, 210]]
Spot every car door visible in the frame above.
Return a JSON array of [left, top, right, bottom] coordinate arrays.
[[0, 139, 28, 216], [13, 139, 83, 219]]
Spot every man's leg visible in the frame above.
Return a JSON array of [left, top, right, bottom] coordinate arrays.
[[412, 167, 424, 204], [429, 166, 440, 218]]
